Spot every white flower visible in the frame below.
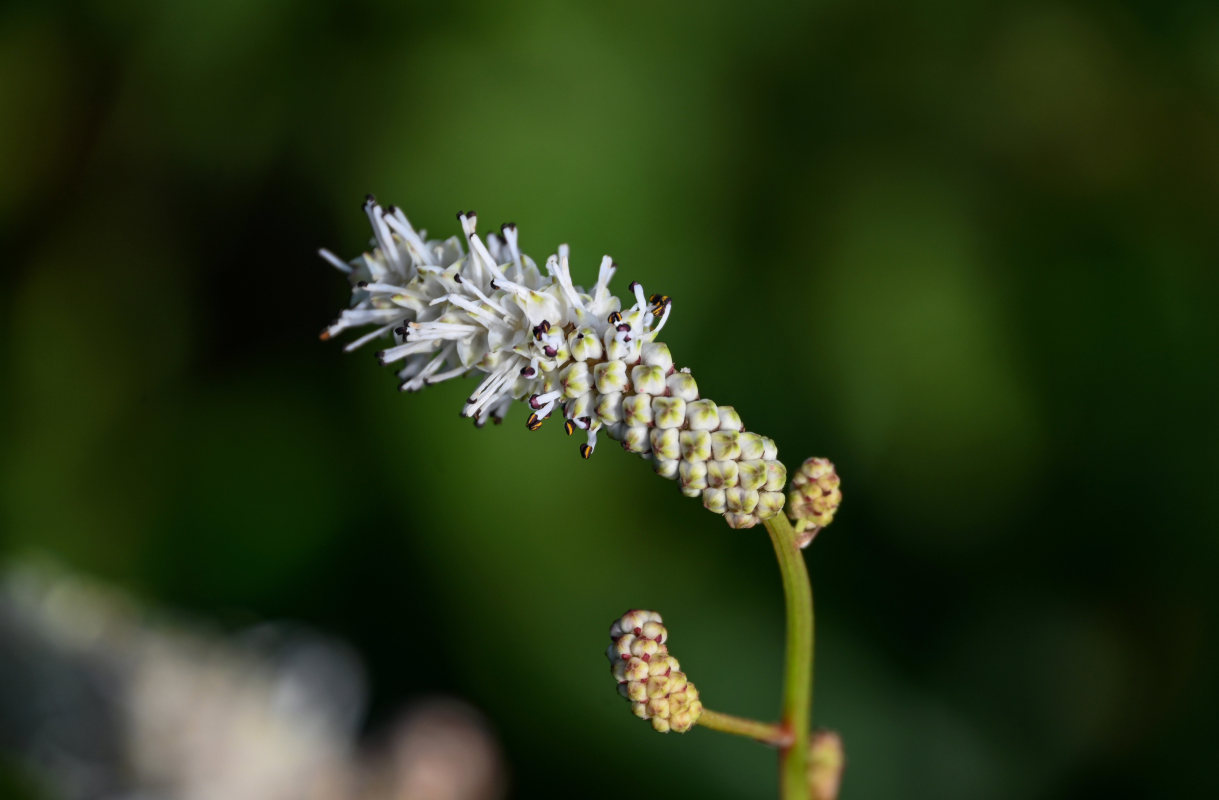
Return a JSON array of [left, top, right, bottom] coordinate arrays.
[[322, 198, 784, 528]]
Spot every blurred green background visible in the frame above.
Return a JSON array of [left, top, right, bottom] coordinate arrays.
[[2, 0, 1217, 797]]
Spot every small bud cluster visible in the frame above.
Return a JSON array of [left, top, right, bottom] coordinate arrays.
[[606, 610, 702, 733], [787, 457, 842, 547], [321, 200, 785, 527]]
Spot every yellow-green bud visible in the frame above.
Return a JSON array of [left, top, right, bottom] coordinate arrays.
[[606, 610, 703, 733], [808, 729, 845, 800], [787, 457, 842, 547]]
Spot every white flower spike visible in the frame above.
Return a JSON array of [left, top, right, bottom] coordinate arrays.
[[322, 199, 785, 528]]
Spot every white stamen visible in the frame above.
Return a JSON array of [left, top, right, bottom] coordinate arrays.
[[336, 308, 404, 327], [400, 348, 452, 391], [378, 339, 436, 364], [319, 248, 353, 273], [631, 282, 647, 310], [594, 255, 615, 293], [455, 278, 510, 315], [534, 399, 557, 419], [501, 224, 524, 277], [554, 244, 586, 315], [382, 212, 431, 266], [465, 360, 519, 417], [406, 321, 480, 341], [360, 282, 412, 294], [344, 321, 399, 352], [426, 364, 470, 384], [364, 201, 403, 271], [429, 293, 504, 327], [648, 302, 672, 338]]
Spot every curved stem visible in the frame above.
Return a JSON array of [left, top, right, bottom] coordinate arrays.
[[697, 708, 790, 747], [765, 514, 814, 800]]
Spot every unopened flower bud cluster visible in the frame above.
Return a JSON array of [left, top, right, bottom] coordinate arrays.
[[606, 610, 702, 733], [321, 199, 785, 527], [808, 729, 846, 800], [787, 457, 842, 547]]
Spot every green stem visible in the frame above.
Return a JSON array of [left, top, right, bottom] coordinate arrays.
[[697, 708, 790, 747], [765, 514, 814, 800]]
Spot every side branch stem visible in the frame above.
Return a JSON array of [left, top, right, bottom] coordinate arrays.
[[765, 514, 814, 800], [697, 708, 790, 747]]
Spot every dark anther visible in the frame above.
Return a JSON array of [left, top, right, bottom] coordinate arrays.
[[520, 366, 536, 377], [579, 444, 593, 459], [564, 419, 576, 436], [543, 346, 557, 357], [616, 323, 630, 333], [356, 280, 368, 288], [529, 394, 542, 409]]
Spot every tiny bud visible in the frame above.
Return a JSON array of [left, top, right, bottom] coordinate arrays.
[[808, 729, 845, 800], [787, 457, 842, 547]]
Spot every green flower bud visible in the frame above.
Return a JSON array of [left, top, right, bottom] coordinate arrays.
[[808, 729, 845, 800]]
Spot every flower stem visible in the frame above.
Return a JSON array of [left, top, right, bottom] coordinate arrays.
[[765, 514, 814, 800], [697, 708, 790, 747]]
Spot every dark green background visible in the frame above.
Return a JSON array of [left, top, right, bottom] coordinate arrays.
[[2, 1, 1216, 797]]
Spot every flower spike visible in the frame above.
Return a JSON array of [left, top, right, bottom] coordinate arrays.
[[606, 610, 703, 733], [322, 201, 786, 527]]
